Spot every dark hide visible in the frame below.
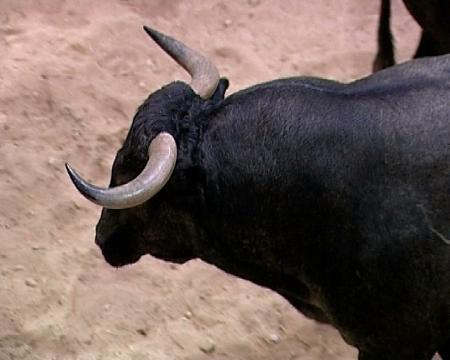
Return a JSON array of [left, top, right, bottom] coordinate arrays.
[[373, 0, 395, 71], [94, 55, 450, 359], [373, 0, 450, 71]]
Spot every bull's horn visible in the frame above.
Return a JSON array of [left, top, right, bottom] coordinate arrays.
[[144, 25, 220, 99], [66, 132, 177, 209]]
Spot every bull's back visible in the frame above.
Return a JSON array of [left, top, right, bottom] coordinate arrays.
[[205, 56, 450, 194]]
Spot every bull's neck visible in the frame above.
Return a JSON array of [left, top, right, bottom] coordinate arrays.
[[191, 121, 361, 295]]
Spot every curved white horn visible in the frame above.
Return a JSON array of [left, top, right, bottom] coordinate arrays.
[[66, 132, 177, 209], [144, 26, 220, 99]]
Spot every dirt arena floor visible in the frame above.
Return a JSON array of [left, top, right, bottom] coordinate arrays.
[[0, 1, 424, 359]]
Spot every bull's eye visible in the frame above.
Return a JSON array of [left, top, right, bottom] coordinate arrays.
[[114, 174, 129, 187], [111, 172, 136, 187], [108, 170, 125, 187], [112, 165, 146, 187]]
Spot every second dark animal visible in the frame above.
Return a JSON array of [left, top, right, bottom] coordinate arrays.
[[373, 0, 450, 71]]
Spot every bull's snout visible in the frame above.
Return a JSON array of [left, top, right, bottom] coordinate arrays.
[[94, 223, 142, 267], [95, 232, 107, 248]]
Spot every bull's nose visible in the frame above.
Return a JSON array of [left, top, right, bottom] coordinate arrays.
[[94, 226, 143, 267], [95, 233, 106, 248]]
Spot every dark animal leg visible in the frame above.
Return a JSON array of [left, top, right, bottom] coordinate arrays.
[[359, 349, 435, 360], [372, 0, 395, 71], [438, 339, 450, 360], [414, 31, 439, 59], [359, 350, 388, 360]]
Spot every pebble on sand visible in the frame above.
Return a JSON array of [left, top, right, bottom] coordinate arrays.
[[199, 338, 216, 354], [25, 278, 37, 287]]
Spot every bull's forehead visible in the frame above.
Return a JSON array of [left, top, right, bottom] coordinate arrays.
[[126, 81, 196, 139]]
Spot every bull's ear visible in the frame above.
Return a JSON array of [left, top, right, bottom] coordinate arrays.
[[210, 78, 229, 102]]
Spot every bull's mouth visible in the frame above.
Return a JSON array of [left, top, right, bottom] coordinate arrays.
[[101, 246, 142, 267], [149, 251, 192, 264], [95, 227, 194, 267], [102, 247, 190, 267], [96, 231, 143, 268]]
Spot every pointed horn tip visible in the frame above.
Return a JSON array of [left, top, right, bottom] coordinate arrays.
[[65, 162, 82, 184], [65, 162, 82, 189], [143, 25, 163, 42], [142, 25, 152, 35], [65, 163, 97, 201], [65, 162, 75, 180]]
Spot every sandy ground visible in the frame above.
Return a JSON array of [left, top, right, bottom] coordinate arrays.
[[0, 1, 423, 359]]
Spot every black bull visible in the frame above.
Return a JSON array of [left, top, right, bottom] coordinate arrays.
[[67, 27, 450, 359]]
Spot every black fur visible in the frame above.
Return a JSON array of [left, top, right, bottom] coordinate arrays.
[[94, 55, 450, 359], [373, 0, 395, 72]]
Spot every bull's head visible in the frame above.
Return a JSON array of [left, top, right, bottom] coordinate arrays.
[[66, 26, 224, 267]]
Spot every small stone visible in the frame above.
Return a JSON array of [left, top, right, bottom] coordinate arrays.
[[0, 113, 7, 125], [72, 201, 82, 210], [138, 81, 146, 89], [224, 19, 232, 27], [268, 333, 280, 343], [25, 278, 37, 287], [184, 310, 192, 319], [199, 338, 216, 354], [136, 328, 147, 336], [12, 265, 24, 271], [47, 157, 58, 167]]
